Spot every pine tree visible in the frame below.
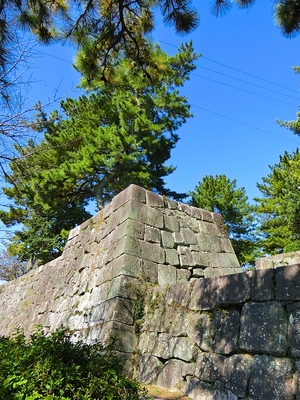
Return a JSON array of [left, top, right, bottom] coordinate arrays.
[[0, 42, 198, 263], [190, 174, 256, 266]]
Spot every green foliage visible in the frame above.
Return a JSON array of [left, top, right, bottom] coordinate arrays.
[[0, 42, 198, 263], [190, 174, 256, 266], [255, 149, 300, 255], [0, 327, 146, 399], [0, 1, 297, 85]]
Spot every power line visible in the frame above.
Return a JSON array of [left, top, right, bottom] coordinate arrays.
[[157, 39, 299, 96], [192, 73, 298, 108], [197, 65, 300, 101], [36, 41, 300, 145], [201, 56, 300, 95], [191, 103, 300, 145]]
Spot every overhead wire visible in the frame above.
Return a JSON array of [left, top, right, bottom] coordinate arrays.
[[36, 42, 300, 145]]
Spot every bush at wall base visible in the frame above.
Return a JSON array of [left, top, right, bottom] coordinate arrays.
[[0, 327, 146, 400]]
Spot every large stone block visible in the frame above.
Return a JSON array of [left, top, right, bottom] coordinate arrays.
[[213, 309, 240, 354], [189, 277, 218, 311], [288, 306, 300, 357], [218, 272, 251, 305], [121, 199, 164, 228], [240, 301, 288, 355], [251, 268, 275, 301], [223, 354, 252, 398], [276, 264, 300, 300], [187, 313, 213, 352], [138, 355, 164, 384], [194, 353, 225, 382], [248, 355, 296, 400], [156, 359, 194, 391]]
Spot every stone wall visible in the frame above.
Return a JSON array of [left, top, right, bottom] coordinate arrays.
[[0, 184, 239, 351], [1, 184, 299, 399], [138, 265, 300, 399]]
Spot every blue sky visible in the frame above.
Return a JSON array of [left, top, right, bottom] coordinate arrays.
[[21, 1, 300, 207]]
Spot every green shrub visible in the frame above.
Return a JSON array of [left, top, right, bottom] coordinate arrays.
[[0, 327, 146, 399]]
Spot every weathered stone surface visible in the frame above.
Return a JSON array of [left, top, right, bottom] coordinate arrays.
[[240, 301, 288, 355], [218, 272, 251, 305], [161, 230, 175, 249], [157, 359, 194, 391], [146, 190, 164, 207], [189, 277, 218, 311], [194, 353, 225, 382], [158, 264, 177, 285], [256, 251, 300, 269], [288, 306, 300, 357], [171, 337, 198, 362], [276, 264, 300, 300], [213, 309, 240, 354], [178, 246, 196, 268], [144, 225, 160, 243], [187, 313, 213, 352], [165, 281, 192, 308], [248, 355, 296, 400], [223, 354, 252, 398], [163, 215, 180, 232], [251, 268, 275, 301], [165, 248, 179, 266], [138, 355, 164, 384]]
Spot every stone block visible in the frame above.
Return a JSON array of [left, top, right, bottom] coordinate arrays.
[[158, 264, 177, 285], [111, 184, 146, 210], [181, 228, 198, 245], [177, 269, 190, 282], [194, 353, 225, 382], [213, 309, 240, 354], [121, 199, 163, 228], [165, 281, 192, 307], [192, 268, 205, 278], [106, 275, 141, 301], [240, 301, 288, 355], [157, 359, 194, 391], [251, 268, 275, 301], [197, 232, 220, 253], [288, 306, 300, 357], [163, 215, 180, 232], [199, 220, 219, 236], [161, 231, 175, 249], [178, 246, 196, 268], [170, 336, 198, 362], [144, 225, 160, 243], [218, 272, 251, 305], [138, 355, 163, 384], [141, 259, 159, 283], [165, 248, 179, 265], [200, 209, 213, 222], [248, 355, 296, 400], [276, 264, 300, 300], [173, 231, 185, 245], [152, 333, 173, 359], [93, 320, 137, 353], [189, 277, 218, 311], [187, 313, 213, 352], [146, 190, 164, 207], [223, 354, 252, 398]]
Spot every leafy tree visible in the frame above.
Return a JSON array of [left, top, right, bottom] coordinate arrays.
[[0, 327, 146, 399], [255, 149, 300, 255], [190, 174, 256, 266], [0, 42, 198, 263]]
